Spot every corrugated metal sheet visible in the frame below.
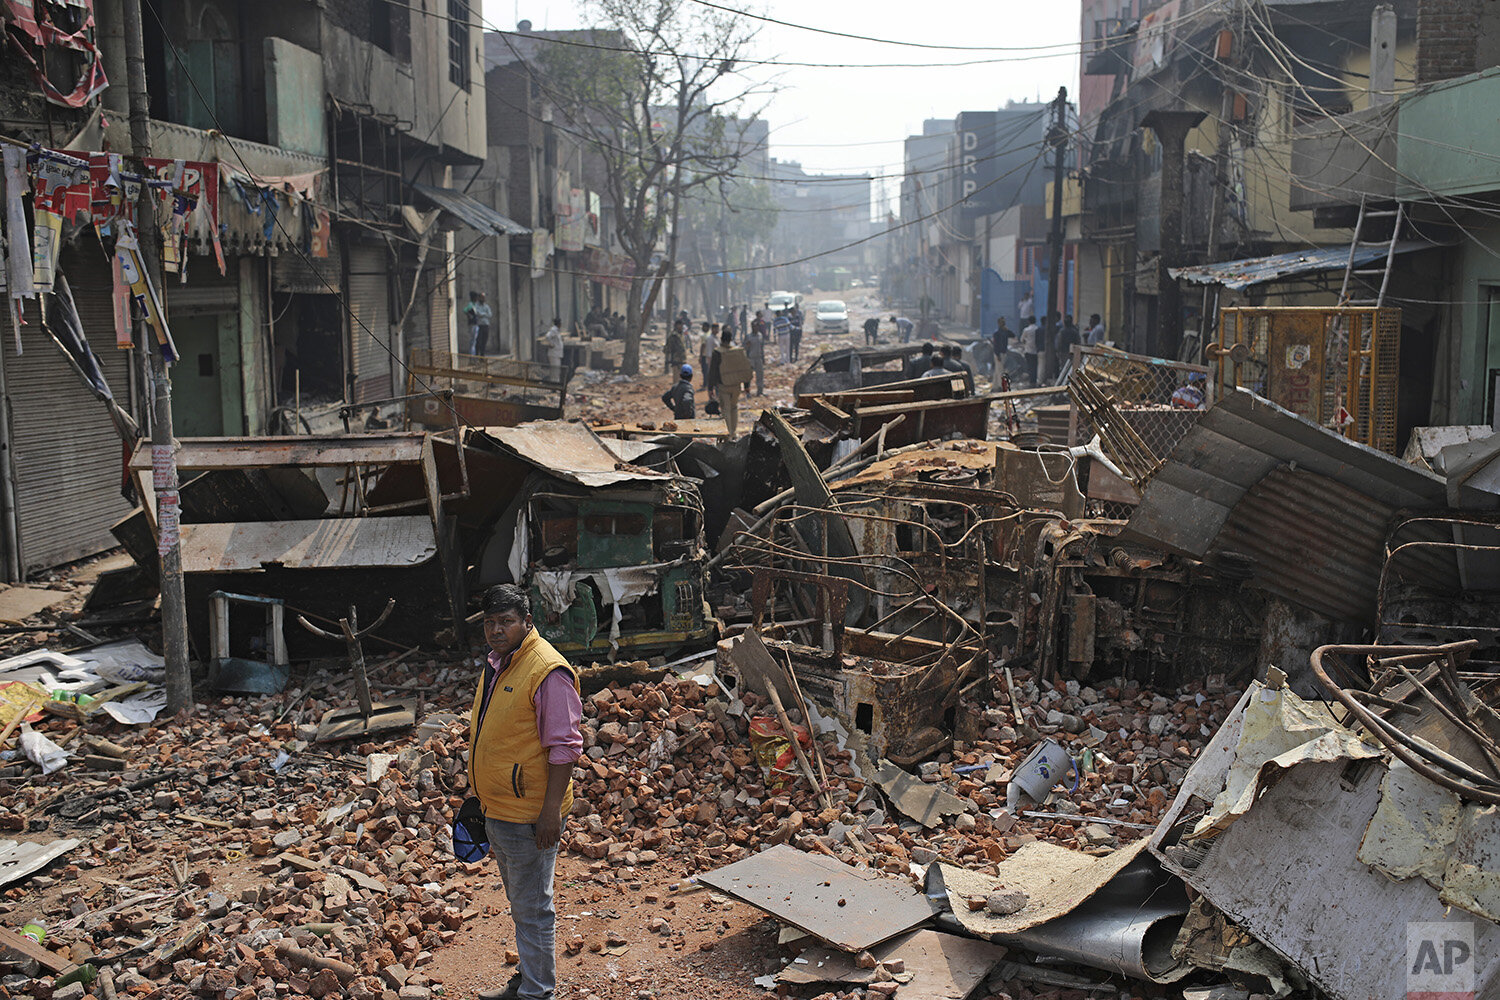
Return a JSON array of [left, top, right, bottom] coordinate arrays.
[[1211, 467, 1395, 623], [1169, 240, 1438, 289], [1120, 388, 1447, 624], [478, 422, 671, 487], [179, 516, 438, 572], [413, 184, 530, 237]]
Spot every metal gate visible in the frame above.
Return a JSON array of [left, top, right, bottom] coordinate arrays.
[[1216, 306, 1402, 454]]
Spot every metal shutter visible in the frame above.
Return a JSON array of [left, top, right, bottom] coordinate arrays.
[[5, 247, 136, 577], [162, 262, 238, 315], [347, 241, 392, 402], [273, 228, 342, 295], [426, 258, 450, 355]]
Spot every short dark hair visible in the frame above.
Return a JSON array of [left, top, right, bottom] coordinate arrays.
[[940, 344, 954, 358], [482, 584, 530, 618], [928, 354, 944, 368], [920, 342, 934, 355]]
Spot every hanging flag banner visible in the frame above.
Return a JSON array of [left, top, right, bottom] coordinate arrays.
[[115, 222, 177, 363], [310, 207, 330, 259], [30, 156, 86, 293], [531, 229, 554, 278], [142, 157, 219, 276], [4, 0, 109, 108]]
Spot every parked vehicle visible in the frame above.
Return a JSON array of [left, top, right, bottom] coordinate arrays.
[[814, 299, 850, 334], [767, 290, 801, 313]]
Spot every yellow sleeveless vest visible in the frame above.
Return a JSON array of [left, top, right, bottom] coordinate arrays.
[[468, 628, 579, 823]]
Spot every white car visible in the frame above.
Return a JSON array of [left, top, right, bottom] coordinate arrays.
[[767, 290, 801, 313], [814, 299, 849, 334]]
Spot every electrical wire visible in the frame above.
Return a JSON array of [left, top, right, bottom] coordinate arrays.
[[683, 0, 1155, 54]]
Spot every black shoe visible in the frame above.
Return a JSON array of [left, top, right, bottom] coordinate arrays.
[[478, 973, 522, 999]]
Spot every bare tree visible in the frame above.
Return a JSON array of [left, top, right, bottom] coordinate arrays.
[[535, 0, 771, 375]]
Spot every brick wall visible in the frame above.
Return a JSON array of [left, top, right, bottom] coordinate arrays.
[[1417, 0, 1480, 82]]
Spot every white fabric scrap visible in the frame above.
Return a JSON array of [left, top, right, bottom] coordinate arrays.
[[20, 729, 68, 773]]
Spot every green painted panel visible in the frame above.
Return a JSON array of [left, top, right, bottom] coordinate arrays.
[[576, 500, 653, 569], [171, 314, 225, 436], [1397, 68, 1500, 200]]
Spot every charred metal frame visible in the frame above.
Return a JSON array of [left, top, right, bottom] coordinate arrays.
[[1311, 640, 1500, 805], [1377, 513, 1500, 662]]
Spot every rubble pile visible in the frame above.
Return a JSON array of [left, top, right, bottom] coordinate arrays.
[[0, 667, 491, 1000], [0, 652, 1234, 999], [560, 667, 1231, 877]]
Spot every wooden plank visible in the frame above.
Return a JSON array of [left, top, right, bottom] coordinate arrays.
[[0, 927, 71, 972], [129, 435, 428, 472]]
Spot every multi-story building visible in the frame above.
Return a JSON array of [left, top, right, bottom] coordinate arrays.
[[0, 0, 484, 576]]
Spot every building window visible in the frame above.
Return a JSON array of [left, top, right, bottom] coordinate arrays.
[[372, 0, 411, 61], [448, 0, 470, 88]]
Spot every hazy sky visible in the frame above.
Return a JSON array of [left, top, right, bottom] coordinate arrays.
[[479, 0, 1083, 192]]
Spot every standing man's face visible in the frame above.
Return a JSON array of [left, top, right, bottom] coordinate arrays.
[[484, 609, 532, 659]]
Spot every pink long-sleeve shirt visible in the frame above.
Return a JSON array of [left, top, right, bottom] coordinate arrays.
[[487, 649, 584, 765]]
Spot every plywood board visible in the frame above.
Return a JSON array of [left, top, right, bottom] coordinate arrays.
[[0, 587, 67, 623]]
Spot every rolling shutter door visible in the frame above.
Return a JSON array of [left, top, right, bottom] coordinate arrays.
[[4, 246, 135, 576], [273, 228, 342, 295], [426, 257, 450, 355], [347, 241, 392, 402], [162, 263, 238, 315]]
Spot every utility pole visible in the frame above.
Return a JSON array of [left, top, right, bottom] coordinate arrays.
[[1042, 87, 1068, 383], [123, 0, 192, 716]]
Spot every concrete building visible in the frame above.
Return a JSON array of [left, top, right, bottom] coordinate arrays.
[[0, 0, 484, 576]]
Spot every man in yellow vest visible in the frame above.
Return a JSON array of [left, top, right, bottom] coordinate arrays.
[[470, 585, 582, 1000]]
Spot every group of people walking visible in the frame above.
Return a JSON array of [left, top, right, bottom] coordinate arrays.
[[661, 316, 756, 436], [988, 292, 1109, 387]]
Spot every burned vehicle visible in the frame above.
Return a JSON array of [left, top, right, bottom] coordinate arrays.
[[473, 422, 716, 660]]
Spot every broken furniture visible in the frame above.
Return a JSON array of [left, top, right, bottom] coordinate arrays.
[[296, 599, 416, 742], [404, 349, 567, 429], [124, 433, 469, 654], [720, 621, 984, 765], [206, 591, 289, 694]]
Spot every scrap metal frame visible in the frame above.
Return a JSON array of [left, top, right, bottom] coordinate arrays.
[[1377, 513, 1500, 656], [127, 432, 469, 531], [1311, 640, 1500, 805], [730, 494, 997, 651]]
